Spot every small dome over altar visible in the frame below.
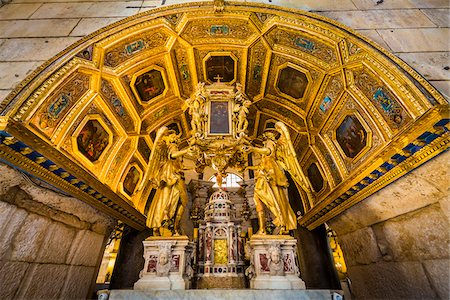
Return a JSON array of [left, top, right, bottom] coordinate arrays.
[[204, 189, 236, 222]]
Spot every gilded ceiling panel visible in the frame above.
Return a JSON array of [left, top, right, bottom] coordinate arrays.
[[353, 67, 412, 131], [103, 31, 170, 69], [246, 39, 269, 99], [265, 26, 339, 69], [171, 41, 194, 99], [0, 1, 447, 230], [310, 73, 344, 130], [137, 137, 152, 164], [194, 48, 243, 86], [29, 72, 90, 139], [105, 139, 132, 186], [60, 101, 123, 176], [255, 100, 305, 133], [294, 132, 309, 163], [99, 79, 135, 133], [303, 149, 330, 204], [265, 54, 324, 114], [180, 17, 258, 45], [313, 136, 342, 187], [322, 93, 383, 174]]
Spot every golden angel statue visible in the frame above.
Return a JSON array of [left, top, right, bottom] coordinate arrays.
[[245, 122, 313, 235], [141, 127, 192, 236]]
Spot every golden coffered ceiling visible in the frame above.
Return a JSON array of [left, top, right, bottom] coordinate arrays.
[[0, 1, 448, 230]]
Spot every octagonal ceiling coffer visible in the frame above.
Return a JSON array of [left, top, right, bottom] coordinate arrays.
[[203, 52, 238, 84], [74, 118, 113, 163], [275, 64, 311, 102], [335, 114, 369, 159], [131, 66, 169, 105]]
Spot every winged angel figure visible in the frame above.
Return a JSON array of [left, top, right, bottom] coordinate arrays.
[[140, 127, 192, 236], [245, 122, 314, 235]]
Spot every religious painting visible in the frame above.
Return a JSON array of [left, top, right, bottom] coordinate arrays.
[[294, 37, 315, 51], [48, 94, 69, 119], [138, 138, 151, 163], [123, 166, 141, 196], [125, 40, 144, 55], [320, 96, 332, 113], [277, 67, 308, 99], [336, 115, 367, 159], [373, 87, 403, 125], [209, 101, 230, 134], [76, 120, 110, 162], [307, 162, 324, 192], [206, 55, 235, 83], [134, 69, 165, 102], [210, 25, 229, 35]]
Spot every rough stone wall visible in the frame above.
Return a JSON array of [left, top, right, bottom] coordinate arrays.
[[0, 163, 116, 299], [329, 151, 450, 299], [0, 0, 448, 103]]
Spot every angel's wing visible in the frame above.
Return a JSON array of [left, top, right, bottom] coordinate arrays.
[[274, 122, 314, 203], [137, 126, 169, 191]]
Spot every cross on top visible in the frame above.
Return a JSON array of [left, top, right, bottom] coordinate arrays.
[[214, 74, 223, 83]]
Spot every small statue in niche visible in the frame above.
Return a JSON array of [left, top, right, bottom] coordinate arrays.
[[233, 83, 252, 138], [156, 244, 172, 277], [268, 243, 284, 276], [185, 82, 207, 138]]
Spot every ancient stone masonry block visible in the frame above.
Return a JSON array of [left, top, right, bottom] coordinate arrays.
[[374, 203, 450, 261], [0, 261, 28, 300], [18, 264, 69, 300], [328, 152, 448, 235], [37, 222, 76, 264], [423, 259, 450, 300], [347, 261, 436, 299], [10, 213, 51, 262], [66, 229, 105, 267], [412, 150, 450, 195], [0, 202, 28, 261], [60, 265, 96, 299], [337, 226, 382, 267]]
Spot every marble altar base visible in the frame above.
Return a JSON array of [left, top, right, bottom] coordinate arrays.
[[247, 235, 305, 290], [134, 236, 193, 291]]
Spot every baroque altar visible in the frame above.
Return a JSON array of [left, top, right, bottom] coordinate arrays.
[[135, 80, 311, 291]]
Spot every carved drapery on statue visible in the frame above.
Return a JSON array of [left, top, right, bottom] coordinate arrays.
[[247, 122, 313, 234], [139, 127, 193, 236]]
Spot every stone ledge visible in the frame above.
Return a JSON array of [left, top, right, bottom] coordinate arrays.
[[110, 289, 340, 300]]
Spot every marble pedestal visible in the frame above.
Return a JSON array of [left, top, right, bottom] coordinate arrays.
[[247, 235, 305, 290], [134, 236, 193, 291]]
